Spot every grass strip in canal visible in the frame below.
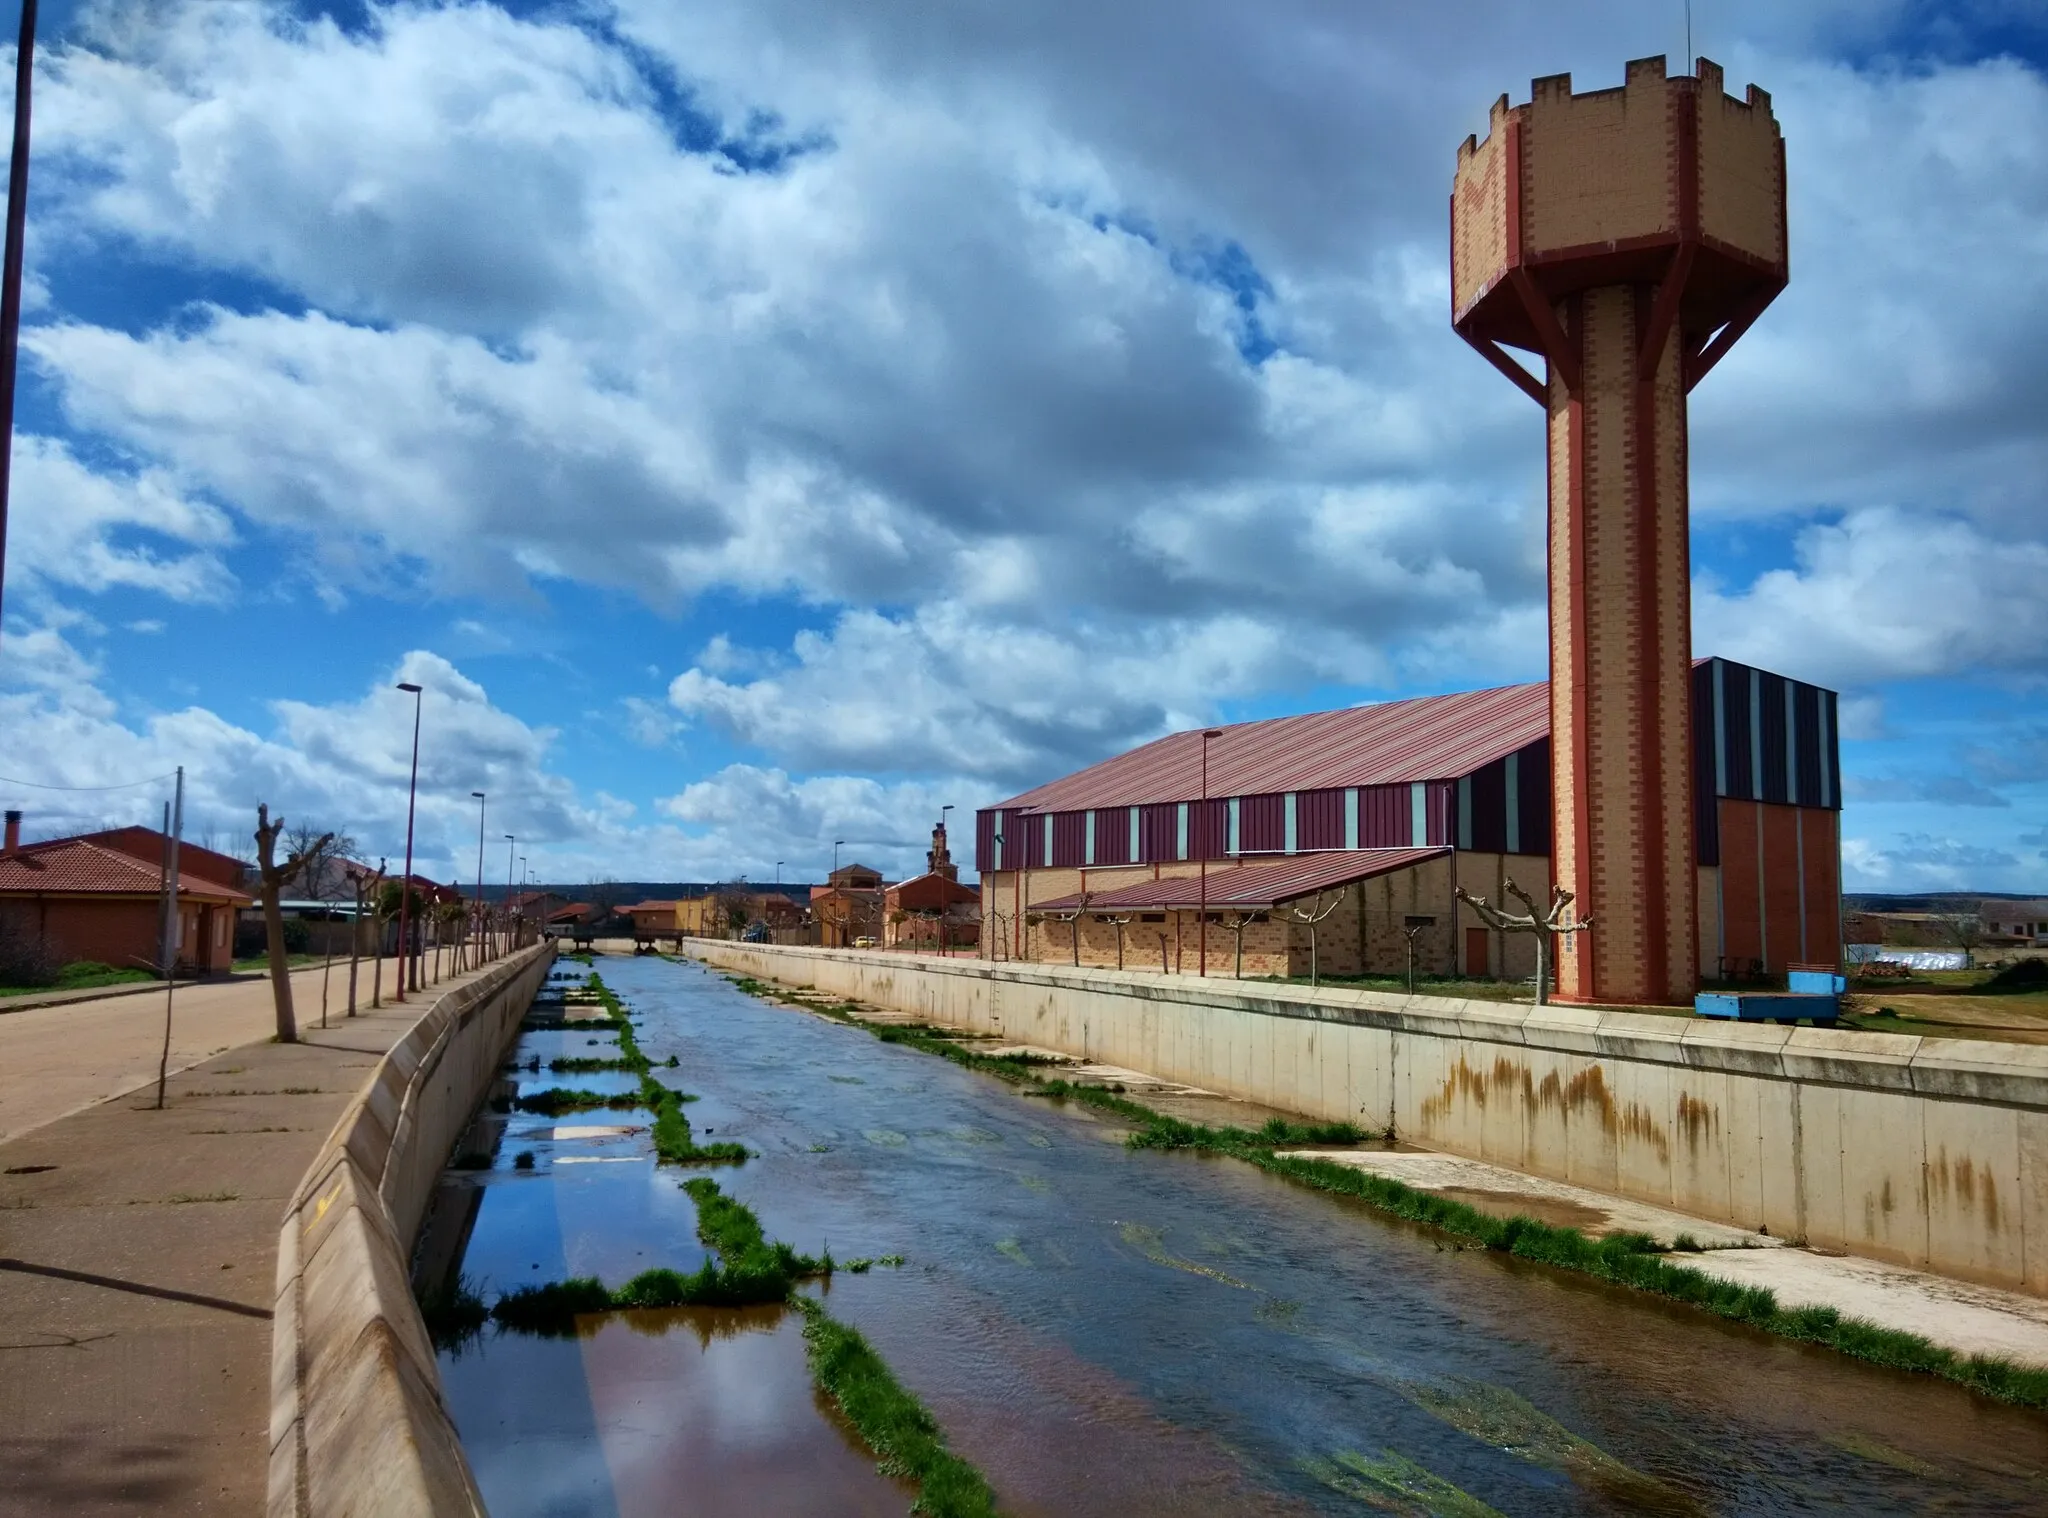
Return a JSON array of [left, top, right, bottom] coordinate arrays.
[[797, 1298, 998, 1518], [580, 971, 749, 1163], [738, 975, 2048, 1414]]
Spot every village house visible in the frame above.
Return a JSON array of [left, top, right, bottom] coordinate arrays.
[[0, 811, 252, 976]]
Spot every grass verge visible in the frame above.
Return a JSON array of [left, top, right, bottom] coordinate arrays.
[[796, 1297, 997, 1518], [732, 974, 2048, 1414]]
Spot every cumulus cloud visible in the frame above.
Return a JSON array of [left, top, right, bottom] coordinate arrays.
[[6, 435, 234, 603], [1694, 509, 2048, 689], [1845, 773, 2011, 808], [10, 0, 2046, 858], [656, 764, 969, 880]]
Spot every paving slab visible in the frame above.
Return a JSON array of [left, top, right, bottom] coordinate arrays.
[[0, 963, 502, 1517]]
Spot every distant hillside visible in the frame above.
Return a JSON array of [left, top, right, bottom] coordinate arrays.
[[1846, 891, 2043, 914]]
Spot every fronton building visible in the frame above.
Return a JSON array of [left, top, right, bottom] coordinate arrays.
[[975, 656, 1840, 998]]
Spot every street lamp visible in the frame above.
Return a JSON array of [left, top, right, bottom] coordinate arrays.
[[393, 681, 424, 1002], [0, 0, 41, 640], [1200, 728, 1222, 977], [775, 860, 784, 886], [470, 792, 486, 964], [504, 834, 515, 949], [833, 838, 845, 874], [939, 805, 955, 953]]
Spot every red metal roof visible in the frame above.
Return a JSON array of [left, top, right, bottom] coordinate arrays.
[[994, 682, 1548, 813], [1033, 848, 1447, 912], [0, 839, 252, 903]]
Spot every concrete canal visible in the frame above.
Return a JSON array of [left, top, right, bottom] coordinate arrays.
[[426, 955, 2047, 1515]]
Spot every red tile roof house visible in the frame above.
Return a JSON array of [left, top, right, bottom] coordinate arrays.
[[0, 812, 253, 977]]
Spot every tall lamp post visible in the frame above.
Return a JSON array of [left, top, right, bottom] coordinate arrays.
[[939, 804, 955, 952], [503, 834, 515, 950], [393, 681, 424, 1002], [1199, 728, 1222, 977], [470, 791, 487, 965]]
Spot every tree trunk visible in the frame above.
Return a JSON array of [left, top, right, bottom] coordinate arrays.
[[1534, 929, 1551, 1007], [261, 878, 297, 1043]]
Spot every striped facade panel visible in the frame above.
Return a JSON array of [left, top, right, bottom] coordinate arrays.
[[1297, 788, 1346, 851], [1793, 684, 1823, 808], [1758, 672, 1789, 805], [1139, 804, 1179, 864], [1017, 812, 1047, 870], [1051, 812, 1087, 869], [1238, 794, 1285, 854], [1357, 784, 1411, 847], [1421, 782, 1455, 846], [1467, 758, 1508, 852], [1189, 799, 1227, 861], [1515, 742, 1551, 855], [1721, 661, 1755, 801], [1693, 665, 1720, 866], [975, 809, 999, 873], [1091, 808, 1132, 866]]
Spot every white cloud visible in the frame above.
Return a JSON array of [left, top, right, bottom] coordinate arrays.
[[13, 0, 2047, 824], [7, 435, 234, 603], [1694, 508, 2048, 690], [656, 764, 966, 881]]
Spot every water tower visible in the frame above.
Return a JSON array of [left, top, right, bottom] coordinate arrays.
[[1451, 57, 1787, 1004]]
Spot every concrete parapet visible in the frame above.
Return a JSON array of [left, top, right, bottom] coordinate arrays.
[[269, 946, 554, 1518], [691, 944, 2048, 1295]]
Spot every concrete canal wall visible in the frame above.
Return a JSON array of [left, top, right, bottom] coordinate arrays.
[[269, 944, 555, 1518], [690, 943, 2048, 1295]]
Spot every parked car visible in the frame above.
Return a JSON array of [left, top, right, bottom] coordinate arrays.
[[854, 936, 878, 948]]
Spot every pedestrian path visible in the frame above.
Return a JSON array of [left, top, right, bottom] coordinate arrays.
[[0, 961, 503, 1516]]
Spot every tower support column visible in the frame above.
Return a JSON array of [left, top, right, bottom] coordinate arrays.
[[1547, 286, 1696, 1004]]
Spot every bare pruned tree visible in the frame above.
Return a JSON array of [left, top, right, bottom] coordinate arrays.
[[345, 861, 385, 1016], [1285, 890, 1344, 989], [1218, 910, 1256, 979], [255, 805, 332, 1044], [1101, 913, 1133, 970], [1930, 912, 1984, 967], [1046, 891, 1093, 966], [284, 823, 358, 901], [984, 910, 1009, 962], [1455, 879, 1592, 1007]]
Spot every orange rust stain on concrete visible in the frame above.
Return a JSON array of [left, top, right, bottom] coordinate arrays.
[[1419, 1055, 1670, 1164], [1675, 1091, 1720, 1152]]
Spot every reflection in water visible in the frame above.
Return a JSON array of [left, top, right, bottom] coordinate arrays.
[[439, 957, 2048, 1517]]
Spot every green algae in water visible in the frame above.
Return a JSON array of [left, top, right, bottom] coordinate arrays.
[[995, 1238, 1033, 1267], [1305, 1449, 1504, 1517], [1117, 1222, 1257, 1291], [864, 1128, 909, 1146], [829, 1074, 865, 1084], [1254, 1297, 1302, 1328], [1014, 1173, 1052, 1194], [1400, 1377, 1696, 1515]]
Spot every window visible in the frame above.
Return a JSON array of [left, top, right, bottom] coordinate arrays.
[[1404, 915, 1436, 928], [1140, 913, 1166, 923]]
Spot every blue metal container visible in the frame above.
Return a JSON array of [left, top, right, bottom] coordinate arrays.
[[1694, 991, 1840, 1024], [1787, 969, 1848, 996]]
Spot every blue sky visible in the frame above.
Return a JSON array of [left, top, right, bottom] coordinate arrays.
[[0, 0, 2042, 894]]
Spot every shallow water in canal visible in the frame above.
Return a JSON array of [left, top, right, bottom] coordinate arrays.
[[436, 956, 2048, 1516]]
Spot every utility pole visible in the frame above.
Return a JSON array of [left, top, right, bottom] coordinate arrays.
[[0, 0, 38, 644], [153, 766, 182, 1110]]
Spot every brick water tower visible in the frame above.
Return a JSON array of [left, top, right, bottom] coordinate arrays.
[[1451, 57, 1787, 1004]]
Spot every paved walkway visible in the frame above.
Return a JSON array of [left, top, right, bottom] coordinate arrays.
[[0, 963, 392, 1146], [0, 961, 503, 1515]]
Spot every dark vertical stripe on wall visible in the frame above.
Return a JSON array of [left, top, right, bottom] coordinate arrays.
[[1758, 673, 1789, 804], [1470, 758, 1507, 852], [1139, 804, 1178, 863], [1238, 794, 1285, 853], [1518, 740, 1552, 856], [1721, 662, 1753, 801], [1188, 799, 1227, 861], [1091, 807, 1131, 865], [1051, 812, 1087, 868], [1794, 684, 1822, 808], [1824, 691, 1841, 811], [1357, 785, 1408, 848], [1692, 665, 1719, 865], [1297, 788, 1346, 850], [975, 810, 998, 873]]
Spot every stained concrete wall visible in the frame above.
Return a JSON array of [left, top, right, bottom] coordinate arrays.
[[269, 944, 555, 1518], [693, 943, 2048, 1296]]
